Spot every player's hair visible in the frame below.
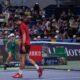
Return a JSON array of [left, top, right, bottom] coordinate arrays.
[[13, 17, 23, 22]]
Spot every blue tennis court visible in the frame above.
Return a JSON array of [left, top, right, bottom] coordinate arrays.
[[0, 69, 80, 80]]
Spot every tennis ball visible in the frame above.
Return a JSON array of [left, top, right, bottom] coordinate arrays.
[[67, 69, 70, 71]]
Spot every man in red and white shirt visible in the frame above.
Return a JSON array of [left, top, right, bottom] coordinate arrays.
[[12, 17, 43, 78]]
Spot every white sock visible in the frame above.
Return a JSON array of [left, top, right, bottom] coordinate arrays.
[[19, 69, 23, 74], [34, 64, 39, 70]]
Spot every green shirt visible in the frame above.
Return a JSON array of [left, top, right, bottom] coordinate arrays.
[[7, 40, 17, 54]]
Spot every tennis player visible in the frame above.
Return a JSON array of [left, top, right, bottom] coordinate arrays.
[[12, 17, 43, 78]]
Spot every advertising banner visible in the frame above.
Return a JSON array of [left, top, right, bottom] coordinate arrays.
[[29, 45, 42, 62], [31, 42, 80, 60], [44, 57, 59, 65]]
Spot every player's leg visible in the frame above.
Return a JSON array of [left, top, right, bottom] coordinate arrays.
[[27, 55, 43, 77], [4, 52, 12, 70], [12, 45, 26, 78], [19, 54, 26, 74], [12, 54, 26, 78], [26, 45, 43, 78]]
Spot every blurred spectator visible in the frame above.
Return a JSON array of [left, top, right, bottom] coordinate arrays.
[[30, 24, 39, 39], [50, 19, 57, 37], [0, 4, 79, 42], [0, 3, 3, 13], [67, 9, 74, 20], [40, 9, 46, 18], [60, 11, 68, 20], [0, 31, 3, 39], [33, 3, 40, 15], [77, 16, 80, 36], [3, 10, 10, 23], [25, 9, 31, 17], [69, 17, 78, 36]]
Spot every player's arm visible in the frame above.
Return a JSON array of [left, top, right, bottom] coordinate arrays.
[[22, 32, 26, 45], [20, 26, 26, 52], [21, 26, 26, 45]]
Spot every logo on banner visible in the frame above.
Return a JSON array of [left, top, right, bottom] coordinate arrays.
[[29, 45, 42, 62]]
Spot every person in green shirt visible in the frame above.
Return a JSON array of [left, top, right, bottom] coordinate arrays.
[[4, 33, 18, 70]]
